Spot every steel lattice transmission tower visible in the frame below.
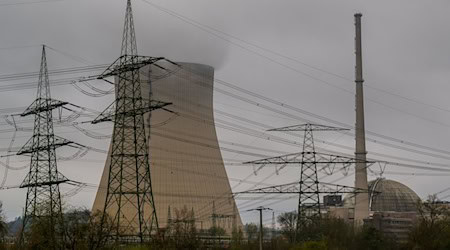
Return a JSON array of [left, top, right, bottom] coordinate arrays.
[[243, 123, 373, 235], [87, 0, 171, 242], [269, 124, 347, 228], [18, 45, 74, 243]]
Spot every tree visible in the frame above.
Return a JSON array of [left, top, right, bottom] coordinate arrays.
[[17, 206, 115, 250], [353, 225, 398, 250], [407, 195, 450, 249], [0, 202, 7, 248], [290, 240, 327, 250], [63, 208, 91, 250], [24, 216, 63, 250], [231, 227, 244, 249], [17, 200, 66, 250], [277, 211, 297, 243], [172, 206, 200, 249], [85, 210, 117, 250], [244, 223, 258, 243], [209, 226, 226, 237]]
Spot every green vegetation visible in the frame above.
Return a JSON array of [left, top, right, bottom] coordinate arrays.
[[2, 197, 450, 249], [275, 212, 398, 250], [0, 202, 7, 250], [405, 196, 450, 249]]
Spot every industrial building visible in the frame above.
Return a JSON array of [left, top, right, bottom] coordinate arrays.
[[343, 178, 420, 212], [327, 178, 420, 241], [92, 60, 243, 234]]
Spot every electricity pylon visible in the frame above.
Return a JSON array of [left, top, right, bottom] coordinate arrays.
[[87, 0, 171, 242], [18, 45, 75, 245], [244, 123, 372, 233]]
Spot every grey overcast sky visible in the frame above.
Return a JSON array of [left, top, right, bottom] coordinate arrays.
[[1, 0, 450, 225]]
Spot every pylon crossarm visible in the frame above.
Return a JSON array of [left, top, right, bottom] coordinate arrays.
[[20, 172, 69, 188], [244, 152, 374, 165], [99, 55, 164, 79], [20, 98, 68, 117], [234, 182, 299, 194], [318, 182, 377, 194], [91, 100, 172, 124], [76, 56, 165, 84], [234, 182, 375, 195], [268, 124, 349, 132], [314, 152, 375, 166], [17, 135, 74, 155]]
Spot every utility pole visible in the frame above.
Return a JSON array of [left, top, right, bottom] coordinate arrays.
[[18, 45, 77, 246], [247, 206, 272, 250], [354, 13, 370, 225], [259, 208, 263, 250], [232, 199, 237, 233]]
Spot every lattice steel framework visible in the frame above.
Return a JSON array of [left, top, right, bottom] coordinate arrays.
[[244, 124, 372, 231], [18, 45, 73, 243], [234, 182, 374, 195], [89, 0, 171, 242], [210, 201, 234, 232]]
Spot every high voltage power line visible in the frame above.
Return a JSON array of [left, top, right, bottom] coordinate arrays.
[[1, 60, 450, 154], [125, 64, 450, 161], [0, 68, 449, 174], [1, 104, 449, 175], [0, 90, 447, 173], [0, 119, 446, 193], [0, 115, 447, 178], [139, 0, 450, 116], [0, 0, 63, 7], [0, 64, 108, 82]]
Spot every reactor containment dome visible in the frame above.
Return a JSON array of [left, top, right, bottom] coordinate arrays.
[[344, 178, 420, 212]]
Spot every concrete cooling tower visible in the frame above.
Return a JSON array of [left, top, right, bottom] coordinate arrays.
[[92, 60, 243, 234]]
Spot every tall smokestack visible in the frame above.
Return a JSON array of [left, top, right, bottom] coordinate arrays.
[[354, 13, 369, 225]]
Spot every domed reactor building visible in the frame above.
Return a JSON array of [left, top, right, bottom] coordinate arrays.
[[340, 178, 420, 213], [366, 178, 420, 212], [92, 60, 243, 234], [327, 178, 420, 241]]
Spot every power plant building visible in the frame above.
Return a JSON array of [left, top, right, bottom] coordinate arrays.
[[327, 178, 420, 241], [342, 178, 420, 212], [92, 60, 243, 233]]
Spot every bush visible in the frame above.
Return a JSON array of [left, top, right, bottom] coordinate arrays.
[[0, 202, 7, 249], [289, 240, 327, 250]]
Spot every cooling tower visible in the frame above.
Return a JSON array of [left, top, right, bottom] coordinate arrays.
[[92, 61, 243, 234]]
